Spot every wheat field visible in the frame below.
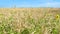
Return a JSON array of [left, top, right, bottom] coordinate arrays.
[[0, 8, 60, 34]]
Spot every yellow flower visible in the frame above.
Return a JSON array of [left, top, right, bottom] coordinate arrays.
[[56, 14, 59, 20]]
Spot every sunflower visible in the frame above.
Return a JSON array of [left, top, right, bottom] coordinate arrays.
[[55, 14, 59, 20]]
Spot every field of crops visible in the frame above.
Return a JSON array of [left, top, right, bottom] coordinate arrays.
[[0, 8, 60, 34]]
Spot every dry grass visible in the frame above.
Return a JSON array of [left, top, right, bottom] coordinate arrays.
[[0, 8, 60, 34]]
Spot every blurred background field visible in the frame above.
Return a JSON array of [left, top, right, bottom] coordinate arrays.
[[0, 8, 60, 34]]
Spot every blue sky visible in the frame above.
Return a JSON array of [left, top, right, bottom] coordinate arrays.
[[0, 0, 60, 8]]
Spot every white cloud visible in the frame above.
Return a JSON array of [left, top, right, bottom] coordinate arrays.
[[39, 2, 60, 7]]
